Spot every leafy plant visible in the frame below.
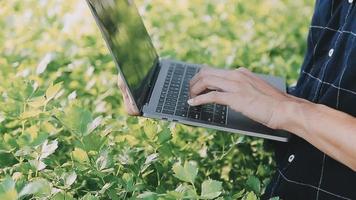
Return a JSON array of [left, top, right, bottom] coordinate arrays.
[[0, 0, 313, 199]]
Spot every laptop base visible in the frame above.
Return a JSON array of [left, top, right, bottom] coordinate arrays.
[[142, 59, 291, 142]]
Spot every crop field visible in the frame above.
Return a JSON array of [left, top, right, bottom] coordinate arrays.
[[0, 0, 313, 199]]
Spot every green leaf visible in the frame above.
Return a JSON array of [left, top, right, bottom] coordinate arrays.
[[29, 159, 46, 171], [31, 132, 49, 147], [96, 150, 110, 171], [122, 173, 134, 192], [52, 192, 75, 200], [137, 191, 158, 199], [40, 139, 58, 159], [72, 148, 89, 163], [141, 153, 159, 173], [232, 189, 246, 199], [81, 133, 107, 152], [243, 191, 257, 200], [200, 180, 222, 199], [87, 116, 103, 134], [64, 171, 77, 187], [45, 82, 62, 101], [143, 120, 158, 139], [0, 177, 17, 200], [57, 104, 93, 137], [165, 191, 184, 199], [20, 109, 42, 119], [0, 189, 17, 200], [246, 176, 261, 194], [172, 161, 198, 183], [19, 179, 51, 198], [36, 53, 53, 75], [174, 184, 198, 199], [157, 127, 172, 144], [28, 96, 47, 108], [81, 193, 99, 200]]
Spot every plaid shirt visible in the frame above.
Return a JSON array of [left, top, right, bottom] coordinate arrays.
[[263, 0, 356, 199]]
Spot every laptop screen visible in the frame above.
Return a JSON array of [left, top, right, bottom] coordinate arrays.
[[86, 0, 158, 109]]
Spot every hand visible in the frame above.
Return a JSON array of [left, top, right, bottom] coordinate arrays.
[[117, 74, 140, 116], [188, 66, 295, 129]]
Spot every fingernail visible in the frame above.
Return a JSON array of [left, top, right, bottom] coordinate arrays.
[[187, 99, 194, 105]]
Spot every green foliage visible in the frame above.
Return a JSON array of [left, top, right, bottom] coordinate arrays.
[[173, 161, 198, 183], [201, 180, 223, 199], [0, 0, 313, 199]]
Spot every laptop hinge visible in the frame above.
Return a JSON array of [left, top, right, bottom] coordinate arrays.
[[142, 59, 161, 110]]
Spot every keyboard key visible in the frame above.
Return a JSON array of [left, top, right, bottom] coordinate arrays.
[[175, 110, 187, 117], [177, 106, 189, 112], [164, 101, 176, 107], [188, 111, 200, 120], [156, 107, 162, 113], [190, 106, 202, 112], [157, 64, 227, 123], [177, 101, 188, 107], [213, 113, 226, 124], [163, 105, 175, 111], [201, 112, 213, 122], [167, 94, 178, 99], [216, 104, 227, 111], [166, 99, 178, 105], [213, 118, 226, 124], [162, 109, 174, 115], [202, 106, 214, 113]]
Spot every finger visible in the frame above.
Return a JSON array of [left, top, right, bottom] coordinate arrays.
[[117, 75, 131, 102], [118, 74, 140, 115], [190, 66, 231, 87], [187, 91, 232, 106], [123, 85, 140, 115], [117, 74, 128, 93], [189, 75, 238, 98]]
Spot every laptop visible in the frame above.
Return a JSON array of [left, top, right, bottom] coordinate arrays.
[[85, 0, 291, 142]]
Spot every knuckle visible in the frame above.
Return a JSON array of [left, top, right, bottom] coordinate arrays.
[[201, 77, 209, 85], [201, 65, 210, 70], [190, 87, 198, 95], [237, 67, 247, 72], [189, 79, 194, 86], [199, 70, 207, 77], [233, 70, 243, 77], [195, 72, 204, 81], [238, 67, 246, 71], [238, 67, 252, 74], [200, 66, 212, 75], [210, 91, 219, 101]]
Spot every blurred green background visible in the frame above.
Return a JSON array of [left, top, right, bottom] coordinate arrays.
[[0, 0, 313, 199]]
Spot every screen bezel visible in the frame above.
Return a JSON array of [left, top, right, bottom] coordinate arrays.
[[85, 0, 159, 112]]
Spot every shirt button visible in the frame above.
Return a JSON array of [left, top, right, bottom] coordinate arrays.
[[328, 48, 334, 57], [349, 0, 353, 3], [288, 154, 295, 163]]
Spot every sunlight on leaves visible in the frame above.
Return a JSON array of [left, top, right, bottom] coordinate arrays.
[[173, 161, 198, 183], [201, 179, 223, 199]]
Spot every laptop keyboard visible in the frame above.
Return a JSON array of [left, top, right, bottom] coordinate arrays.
[[155, 63, 227, 125]]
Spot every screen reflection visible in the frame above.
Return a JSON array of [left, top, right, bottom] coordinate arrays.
[[87, 0, 158, 109]]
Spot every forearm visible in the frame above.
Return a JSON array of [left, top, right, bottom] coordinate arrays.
[[278, 98, 356, 171]]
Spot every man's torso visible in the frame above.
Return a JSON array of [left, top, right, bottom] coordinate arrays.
[[264, 1, 356, 199]]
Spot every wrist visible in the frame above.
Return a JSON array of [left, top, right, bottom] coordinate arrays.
[[274, 96, 311, 137], [270, 96, 303, 131]]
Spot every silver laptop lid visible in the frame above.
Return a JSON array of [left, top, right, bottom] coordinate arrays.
[[86, 0, 159, 110]]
